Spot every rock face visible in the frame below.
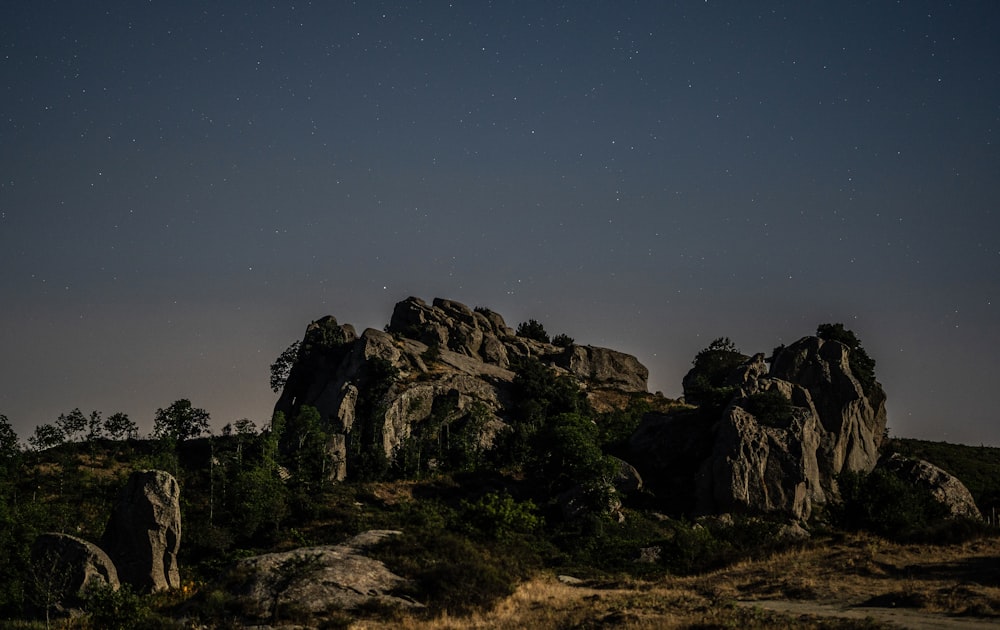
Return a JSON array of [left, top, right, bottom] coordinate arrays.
[[881, 454, 983, 520], [31, 533, 119, 610], [232, 530, 421, 619], [630, 336, 888, 520], [273, 296, 649, 481], [101, 470, 181, 593]]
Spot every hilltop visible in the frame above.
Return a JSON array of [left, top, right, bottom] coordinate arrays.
[[1, 296, 997, 628]]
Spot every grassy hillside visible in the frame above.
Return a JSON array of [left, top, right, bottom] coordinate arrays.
[[1, 430, 998, 627]]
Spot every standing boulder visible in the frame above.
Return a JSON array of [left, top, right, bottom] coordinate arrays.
[[101, 470, 181, 593], [31, 533, 119, 612]]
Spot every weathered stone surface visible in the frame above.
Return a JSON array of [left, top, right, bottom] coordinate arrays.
[[274, 297, 649, 481], [232, 530, 421, 619], [697, 404, 823, 519], [881, 454, 983, 520], [554, 345, 649, 393], [31, 533, 119, 609], [629, 334, 887, 519], [771, 338, 887, 478], [101, 469, 181, 593]]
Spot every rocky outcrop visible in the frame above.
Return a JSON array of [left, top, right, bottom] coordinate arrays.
[[101, 470, 181, 593], [274, 297, 649, 481], [881, 454, 983, 520], [231, 530, 421, 620], [630, 335, 888, 520], [553, 345, 648, 393], [770, 338, 887, 478], [31, 533, 119, 610]]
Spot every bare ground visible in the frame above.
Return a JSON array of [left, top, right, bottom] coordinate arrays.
[[354, 534, 1000, 629]]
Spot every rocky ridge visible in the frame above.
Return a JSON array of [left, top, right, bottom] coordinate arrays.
[[274, 296, 649, 482], [629, 335, 888, 520], [274, 297, 981, 525]]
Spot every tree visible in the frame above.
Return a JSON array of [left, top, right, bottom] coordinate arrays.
[[103, 412, 138, 441], [28, 423, 64, 452], [552, 333, 575, 348], [152, 399, 210, 442], [682, 337, 748, 411], [0, 415, 18, 464], [516, 319, 550, 343], [55, 408, 87, 442], [0, 416, 20, 484], [86, 410, 104, 441], [270, 341, 301, 393]]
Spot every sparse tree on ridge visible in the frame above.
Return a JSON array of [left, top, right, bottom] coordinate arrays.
[[104, 411, 138, 441], [55, 408, 87, 442], [0, 414, 19, 464], [86, 410, 104, 441], [28, 423, 64, 452], [152, 399, 211, 442]]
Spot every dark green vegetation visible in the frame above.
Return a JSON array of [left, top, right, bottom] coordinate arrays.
[[682, 336, 748, 415], [0, 322, 997, 627], [888, 438, 1000, 521]]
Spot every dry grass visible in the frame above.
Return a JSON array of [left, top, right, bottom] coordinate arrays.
[[352, 534, 1000, 629]]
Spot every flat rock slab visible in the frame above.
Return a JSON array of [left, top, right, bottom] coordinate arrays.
[[233, 530, 422, 619]]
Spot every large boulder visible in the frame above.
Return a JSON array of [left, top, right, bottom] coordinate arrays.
[[231, 530, 421, 620], [31, 533, 119, 611], [553, 345, 648, 393], [630, 335, 888, 520], [274, 297, 649, 481], [101, 470, 181, 593], [881, 454, 983, 521], [696, 402, 823, 519]]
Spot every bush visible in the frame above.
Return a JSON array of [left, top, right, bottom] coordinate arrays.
[[552, 333, 574, 347], [744, 389, 794, 427], [515, 319, 550, 343], [833, 468, 951, 542], [84, 582, 149, 630], [372, 528, 532, 615], [461, 492, 541, 541], [682, 337, 747, 413]]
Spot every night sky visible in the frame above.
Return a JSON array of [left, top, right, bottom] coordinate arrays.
[[2, 2, 998, 445]]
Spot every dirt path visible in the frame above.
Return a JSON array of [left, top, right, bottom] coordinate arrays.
[[739, 599, 1000, 629]]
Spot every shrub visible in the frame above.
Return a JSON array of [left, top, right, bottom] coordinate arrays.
[[744, 389, 794, 427], [84, 582, 149, 630], [515, 319, 550, 343], [682, 337, 747, 413], [833, 468, 951, 542], [372, 528, 530, 615], [462, 492, 541, 541], [552, 333, 575, 347]]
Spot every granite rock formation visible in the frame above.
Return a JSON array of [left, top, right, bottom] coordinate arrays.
[[273, 296, 649, 482], [101, 470, 181, 593], [629, 335, 888, 520]]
